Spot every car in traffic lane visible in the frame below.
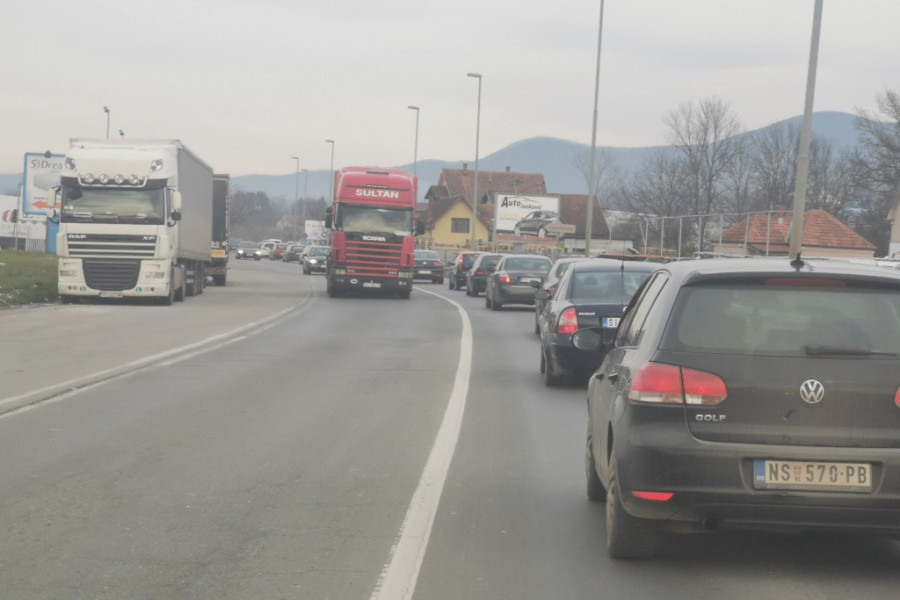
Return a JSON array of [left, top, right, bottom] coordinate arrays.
[[465, 253, 502, 297], [234, 241, 260, 260], [413, 249, 445, 283], [484, 254, 552, 310], [534, 257, 595, 334], [537, 259, 654, 386], [574, 257, 900, 558], [447, 251, 482, 291], [302, 245, 331, 274]]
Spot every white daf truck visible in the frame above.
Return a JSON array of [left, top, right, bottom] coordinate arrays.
[[50, 139, 214, 305]]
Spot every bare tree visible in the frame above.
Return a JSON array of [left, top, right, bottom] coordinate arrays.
[[573, 146, 620, 206], [750, 122, 798, 211], [664, 97, 743, 249]]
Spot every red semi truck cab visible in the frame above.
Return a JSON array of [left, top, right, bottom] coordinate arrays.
[[325, 167, 423, 298]]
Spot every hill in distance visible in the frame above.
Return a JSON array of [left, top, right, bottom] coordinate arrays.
[[0, 111, 867, 202]]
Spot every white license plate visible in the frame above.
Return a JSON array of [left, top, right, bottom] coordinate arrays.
[[519, 277, 541, 284], [99, 291, 124, 298], [362, 282, 382, 288], [602, 317, 620, 328], [754, 460, 872, 492]]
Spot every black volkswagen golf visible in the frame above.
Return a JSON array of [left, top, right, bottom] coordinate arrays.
[[575, 257, 900, 558]]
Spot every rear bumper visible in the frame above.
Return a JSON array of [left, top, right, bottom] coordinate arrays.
[[495, 284, 538, 305], [612, 418, 900, 533]]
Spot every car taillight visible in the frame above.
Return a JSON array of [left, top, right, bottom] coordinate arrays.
[[557, 307, 578, 335], [628, 363, 727, 406], [895, 386, 900, 409], [632, 491, 674, 502], [549, 285, 557, 296], [498, 272, 511, 284]]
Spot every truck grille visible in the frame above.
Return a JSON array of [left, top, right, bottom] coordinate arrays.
[[83, 259, 141, 291], [345, 239, 403, 278], [66, 233, 157, 259]]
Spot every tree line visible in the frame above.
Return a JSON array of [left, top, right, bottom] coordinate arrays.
[[229, 191, 329, 242], [587, 90, 900, 256]]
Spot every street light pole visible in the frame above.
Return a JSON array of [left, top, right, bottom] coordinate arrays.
[[467, 72, 482, 251], [291, 156, 300, 240], [302, 168, 309, 234], [584, 0, 605, 257], [103, 105, 110, 139], [325, 139, 335, 203], [407, 105, 420, 178]]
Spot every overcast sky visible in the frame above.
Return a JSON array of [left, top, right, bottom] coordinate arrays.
[[1, 0, 898, 176]]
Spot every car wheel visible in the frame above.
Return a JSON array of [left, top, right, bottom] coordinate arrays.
[[534, 317, 541, 335], [448, 276, 455, 290], [491, 296, 502, 311], [607, 452, 657, 559], [585, 421, 607, 502], [485, 292, 491, 309], [543, 348, 561, 386]]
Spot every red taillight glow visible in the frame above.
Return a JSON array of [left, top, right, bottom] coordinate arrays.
[[895, 386, 900, 409], [628, 363, 727, 406], [632, 491, 674, 502], [498, 272, 512, 284], [557, 307, 578, 335]]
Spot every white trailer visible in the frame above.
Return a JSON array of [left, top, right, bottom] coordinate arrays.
[[50, 139, 214, 304]]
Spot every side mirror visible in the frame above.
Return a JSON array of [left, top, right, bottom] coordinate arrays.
[[415, 219, 425, 235], [530, 281, 543, 290], [534, 288, 551, 299], [170, 209, 182, 222], [325, 206, 333, 229], [571, 327, 612, 353]]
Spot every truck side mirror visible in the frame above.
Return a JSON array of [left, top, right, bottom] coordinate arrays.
[[324, 206, 333, 229], [170, 190, 182, 212], [416, 219, 425, 235]]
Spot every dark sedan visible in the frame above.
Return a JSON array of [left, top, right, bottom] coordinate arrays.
[[234, 241, 260, 260], [465, 253, 502, 297], [575, 257, 900, 558], [534, 257, 595, 334], [447, 251, 482, 291], [484, 254, 552, 310], [513, 210, 561, 238], [302, 245, 330, 274], [537, 259, 654, 386], [413, 249, 445, 284]]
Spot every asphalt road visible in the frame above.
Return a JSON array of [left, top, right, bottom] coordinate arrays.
[[1, 258, 898, 599]]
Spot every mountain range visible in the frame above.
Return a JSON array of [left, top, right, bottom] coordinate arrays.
[[0, 111, 866, 203]]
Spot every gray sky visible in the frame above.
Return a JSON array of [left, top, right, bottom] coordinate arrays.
[[1, 0, 898, 176]]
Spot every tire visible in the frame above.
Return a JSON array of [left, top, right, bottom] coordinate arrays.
[[448, 276, 455, 290], [213, 274, 226, 286], [607, 452, 657, 559], [490, 295, 502, 311], [585, 420, 607, 501], [485, 292, 492, 309], [543, 348, 561, 386], [303, 264, 309, 274], [534, 318, 541, 335]]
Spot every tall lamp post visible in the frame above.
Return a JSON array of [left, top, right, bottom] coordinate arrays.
[[584, 0, 605, 257], [103, 105, 110, 139], [467, 72, 482, 251], [302, 168, 309, 236], [291, 156, 300, 240], [325, 139, 335, 203], [407, 105, 420, 178]]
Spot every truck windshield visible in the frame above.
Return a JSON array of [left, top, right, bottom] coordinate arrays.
[[60, 185, 166, 225], [334, 205, 413, 236]]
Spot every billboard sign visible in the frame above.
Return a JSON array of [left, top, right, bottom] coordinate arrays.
[[493, 193, 561, 242], [23, 152, 64, 216]]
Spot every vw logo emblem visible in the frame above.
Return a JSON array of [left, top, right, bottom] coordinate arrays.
[[800, 379, 825, 405]]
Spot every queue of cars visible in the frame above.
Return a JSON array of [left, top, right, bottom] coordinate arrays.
[[438, 248, 900, 559], [232, 240, 331, 272]]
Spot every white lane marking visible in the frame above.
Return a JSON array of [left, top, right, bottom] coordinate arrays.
[[370, 287, 473, 600], [0, 304, 301, 414]]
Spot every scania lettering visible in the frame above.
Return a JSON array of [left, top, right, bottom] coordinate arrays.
[[49, 139, 214, 305], [325, 167, 424, 299]]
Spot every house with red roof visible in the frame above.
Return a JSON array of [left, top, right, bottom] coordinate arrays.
[[713, 209, 877, 258]]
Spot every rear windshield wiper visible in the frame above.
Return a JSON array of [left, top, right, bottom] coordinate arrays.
[[804, 344, 897, 357]]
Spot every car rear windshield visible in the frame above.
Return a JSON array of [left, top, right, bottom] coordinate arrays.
[[504, 258, 551, 272], [571, 271, 648, 302], [662, 282, 900, 356]]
